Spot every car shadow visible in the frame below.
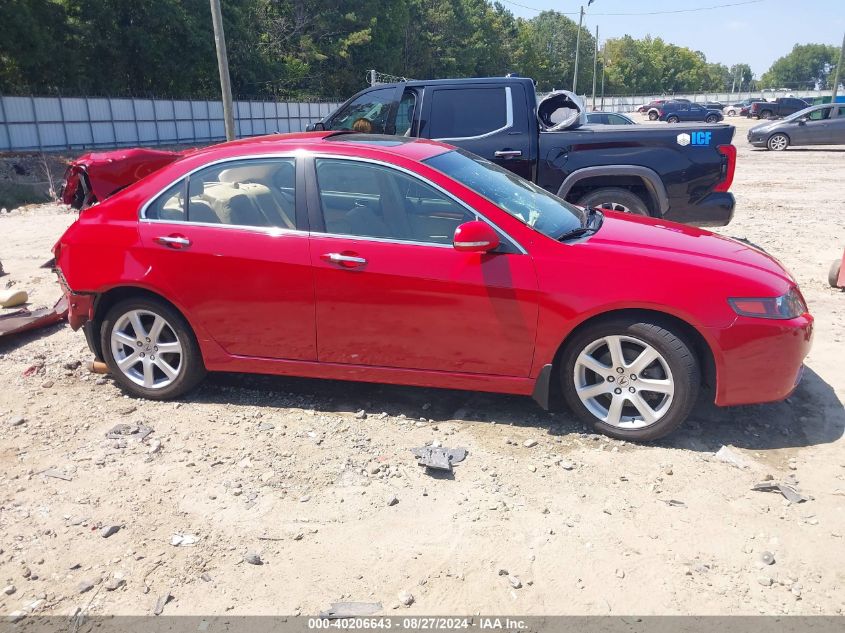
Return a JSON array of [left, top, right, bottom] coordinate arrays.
[[194, 365, 843, 452], [750, 148, 845, 153]]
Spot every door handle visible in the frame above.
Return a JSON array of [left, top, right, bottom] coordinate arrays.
[[155, 235, 191, 249], [494, 149, 522, 158], [323, 252, 367, 268]]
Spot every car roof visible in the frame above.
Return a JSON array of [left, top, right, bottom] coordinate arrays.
[[182, 131, 454, 163]]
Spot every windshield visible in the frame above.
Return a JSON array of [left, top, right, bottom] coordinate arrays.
[[424, 149, 585, 238]]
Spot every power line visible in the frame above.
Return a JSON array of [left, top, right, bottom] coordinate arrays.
[[499, 0, 764, 16]]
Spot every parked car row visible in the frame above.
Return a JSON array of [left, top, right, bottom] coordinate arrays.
[[638, 99, 723, 123]]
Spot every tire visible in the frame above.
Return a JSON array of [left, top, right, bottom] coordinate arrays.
[[705, 114, 719, 123], [666, 115, 680, 123], [648, 111, 658, 121], [101, 296, 206, 400], [767, 133, 789, 151], [576, 187, 651, 216], [560, 318, 701, 441], [830, 258, 843, 289], [727, 109, 736, 117], [760, 110, 772, 119]]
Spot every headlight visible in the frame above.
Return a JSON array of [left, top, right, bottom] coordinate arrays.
[[728, 287, 807, 320]]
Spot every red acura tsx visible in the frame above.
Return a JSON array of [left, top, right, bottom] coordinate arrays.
[[53, 132, 813, 441]]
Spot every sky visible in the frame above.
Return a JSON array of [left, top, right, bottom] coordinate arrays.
[[500, 0, 845, 76]]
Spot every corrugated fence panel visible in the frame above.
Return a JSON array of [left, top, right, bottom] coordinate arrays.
[[1, 94, 339, 151]]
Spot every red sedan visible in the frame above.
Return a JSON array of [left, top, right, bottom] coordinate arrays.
[[53, 132, 813, 441]]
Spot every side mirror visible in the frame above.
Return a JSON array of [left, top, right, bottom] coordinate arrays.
[[453, 221, 500, 253], [797, 118, 807, 125], [307, 122, 325, 132]]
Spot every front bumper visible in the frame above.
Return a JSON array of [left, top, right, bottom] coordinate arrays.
[[662, 192, 735, 227], [709, 313, 814, 407], [746, 130, 768, 147]]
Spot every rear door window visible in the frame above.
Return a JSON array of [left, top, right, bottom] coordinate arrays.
[[428, 87, 509, 139]]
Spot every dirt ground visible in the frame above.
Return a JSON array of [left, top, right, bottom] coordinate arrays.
[[1, 116, 844, 619]]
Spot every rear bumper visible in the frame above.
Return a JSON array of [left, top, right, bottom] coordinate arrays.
[[709, 313, 814, 407], [662, 192, 735, 227]]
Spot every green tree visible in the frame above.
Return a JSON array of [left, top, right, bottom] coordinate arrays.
[[760, 43, 839, 89]]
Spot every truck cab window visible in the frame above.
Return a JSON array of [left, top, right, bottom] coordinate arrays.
[[429, 87, 508, 139], [325, 88, 394, 133], [396, 91, 417, 136]]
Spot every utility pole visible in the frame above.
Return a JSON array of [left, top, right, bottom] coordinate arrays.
[[572, 5, 584, 93], [600, 46, 607, 110], [831, 30, 845, 102], [210, 0, 236, 141], [591, 25, 598, 110]]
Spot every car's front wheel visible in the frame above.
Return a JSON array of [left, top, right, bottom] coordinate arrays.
[[666, 115, 680, 123], [648, 111, 658, 121], [101, 297, 206, 400], [560, 318, 701, 441], [705, 114, 719, 123], [767, 133, 789, 151]]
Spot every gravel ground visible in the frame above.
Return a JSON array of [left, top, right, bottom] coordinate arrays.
[[1, 116, 844, 618]]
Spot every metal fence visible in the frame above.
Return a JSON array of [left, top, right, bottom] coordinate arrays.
[[0, 95, 343, 153], [591, 89, 836, 113]]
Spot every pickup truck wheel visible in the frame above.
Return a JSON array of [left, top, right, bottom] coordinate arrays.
[[705, 114, 719, 123], [560, 318, 701, 441], [767, 133, 789, 151], [759, 110, 773, 119], [101, 297, 206, 400], [576, 188, 650, 216], [648, 111, 658, 121], [666, 115, 680, 123]]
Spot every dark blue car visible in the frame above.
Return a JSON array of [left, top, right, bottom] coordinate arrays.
[[658, 101, 724, 124]]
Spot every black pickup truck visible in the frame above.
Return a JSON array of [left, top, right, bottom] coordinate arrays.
[[749, 97, 810, 120], [310, 77, 737, 226]]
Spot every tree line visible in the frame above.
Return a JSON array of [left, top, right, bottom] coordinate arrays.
[[0, 0, 839, 100]]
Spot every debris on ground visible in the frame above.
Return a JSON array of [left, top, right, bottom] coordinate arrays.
[[319, 602, 382, 619], [410, 446, 467, 473], [751, 481, 810, 503], [100, 525, 120, 538], [170, 533, 199, 547], [41, 468, 73, 481], [714, 445, 754, 469], [153, 592, 172, 615], [0, 288, 28, 308], [244, 552, 263, 565], [106, 423, 153, 441], [398, 591, 415, 607], [386, 494, 399, 507], [508, 575, 522, 589], [0, 296, 67, 338], [660, 499, 686, 507], [759, 551, 775, 566]]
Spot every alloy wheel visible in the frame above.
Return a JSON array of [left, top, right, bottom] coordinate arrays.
[[110, 309, 183, 389], [573, 335, 675, 429], [768, 134, 788, 151]]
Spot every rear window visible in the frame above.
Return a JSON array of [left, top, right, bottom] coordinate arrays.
[[428, 87, 508, 139]]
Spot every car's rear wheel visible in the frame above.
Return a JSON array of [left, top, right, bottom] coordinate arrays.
[[648, 111, 658, 121], [760, 110, 772, 119], [560, 318, 701, 441], [767, 133, 789, 151], [576, 188, 651, 216], [666, 115, 680, 123], [726, 108, 736, 116], [101, 297, 206, 400], [705, 114, 719, 123]]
